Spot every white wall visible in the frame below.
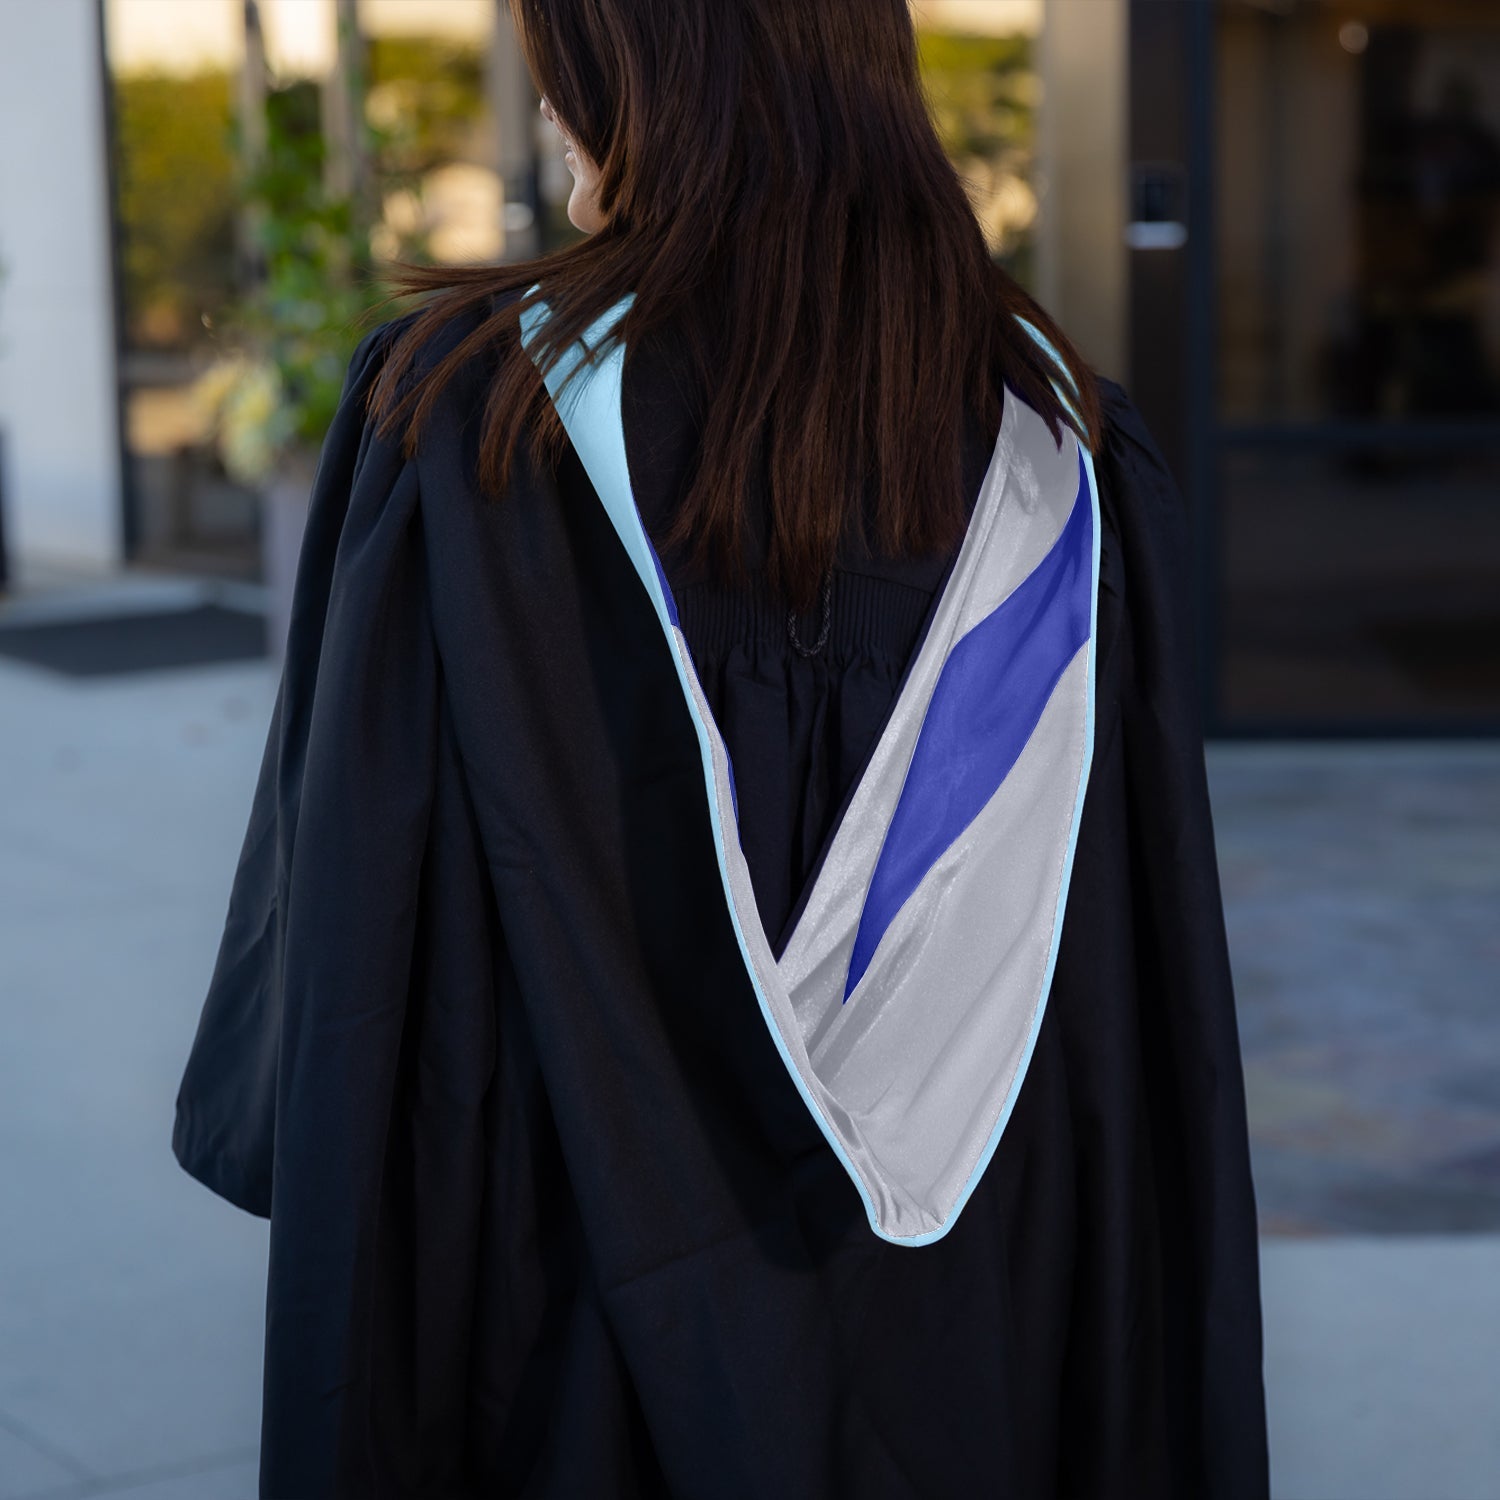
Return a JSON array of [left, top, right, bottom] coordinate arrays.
[[0, 0, 124, 579]]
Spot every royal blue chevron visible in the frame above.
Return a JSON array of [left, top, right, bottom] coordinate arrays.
[[843, 448, 1093, 1000]]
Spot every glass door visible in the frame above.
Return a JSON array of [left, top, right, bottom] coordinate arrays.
[[1213, 0, 1500, 731]]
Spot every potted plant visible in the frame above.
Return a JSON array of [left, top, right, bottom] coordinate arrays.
[[193, 67, 428, 660]]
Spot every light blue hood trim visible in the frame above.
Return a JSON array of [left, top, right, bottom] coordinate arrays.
[[520, 291, 1100, 1245]]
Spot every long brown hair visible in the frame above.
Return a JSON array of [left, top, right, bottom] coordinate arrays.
[[366, 0, 1103, 612]]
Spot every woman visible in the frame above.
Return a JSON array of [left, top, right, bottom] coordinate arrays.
[[172, 1, 1269, 1495]]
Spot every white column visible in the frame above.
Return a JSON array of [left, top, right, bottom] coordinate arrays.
[[1036, 0, 1128, 382], [0, 0, 125, 581]]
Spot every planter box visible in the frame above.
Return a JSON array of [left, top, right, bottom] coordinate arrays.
[[260, 458, 316, 664]]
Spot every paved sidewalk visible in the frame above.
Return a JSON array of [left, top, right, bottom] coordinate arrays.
[[1, 644, 1497, 1498], [1209, 742, 1500, 1235], [0, 655, 271, 1499], [1260, 1235, 1500, 1500]]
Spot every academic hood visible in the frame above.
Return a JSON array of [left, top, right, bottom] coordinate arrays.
[[520, 292, 1102, 1246]]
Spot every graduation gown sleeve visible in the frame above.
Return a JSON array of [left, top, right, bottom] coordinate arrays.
[[1067, 375, 1269, 1496], [170, 312, 503, 1491], [1113, 380, 1268, 1497], [170, 316, 427, 1217]]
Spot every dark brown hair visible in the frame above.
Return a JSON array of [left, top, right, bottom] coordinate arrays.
[[366, 0, 1103, 612]]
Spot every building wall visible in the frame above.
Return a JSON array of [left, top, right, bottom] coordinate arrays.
[[0, 0, 124, 579]]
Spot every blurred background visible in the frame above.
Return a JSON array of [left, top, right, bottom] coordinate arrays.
[[0, 2, 1496, 1496]]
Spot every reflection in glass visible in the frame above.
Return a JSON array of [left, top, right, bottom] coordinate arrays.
[[1214, 1, 1500, 729], [1217, 1, 1500, 423], [911, 0, 1042, 283], [1221, 446, 1500, 725], [103, 0, 500, 576]]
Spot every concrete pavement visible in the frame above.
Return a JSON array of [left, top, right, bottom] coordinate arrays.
[[1, 613, 1497, 1498]]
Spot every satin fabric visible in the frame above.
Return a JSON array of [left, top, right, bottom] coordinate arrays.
[[172, 295, 1269, 1498]]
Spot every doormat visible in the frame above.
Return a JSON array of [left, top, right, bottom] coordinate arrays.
[[0, 603, 268, 678], [1370, 612, 1500, 707]]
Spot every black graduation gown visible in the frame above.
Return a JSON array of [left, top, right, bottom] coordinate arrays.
[[171, 301, 1269, 1500]]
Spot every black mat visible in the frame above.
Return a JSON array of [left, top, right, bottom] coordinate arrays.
[[1371, 613, 1500, 705], [0, 603, 268, 678]]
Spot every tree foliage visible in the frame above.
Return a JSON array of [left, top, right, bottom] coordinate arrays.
[[916, 28, 1039, 281], [112, 70, 238, 349]]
